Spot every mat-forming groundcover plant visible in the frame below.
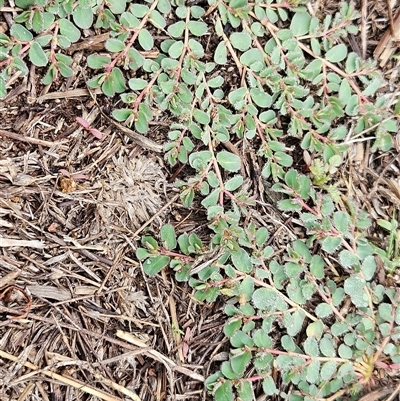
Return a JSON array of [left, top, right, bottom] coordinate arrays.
[[1, 0, 399, 400]]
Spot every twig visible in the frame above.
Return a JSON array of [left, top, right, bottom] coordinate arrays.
[[0, 128, 66, 148], [0, 349, 125, 401], [361, 0, 367, 59], [0, 238, 45, 248], [131, 193, 180, 239]]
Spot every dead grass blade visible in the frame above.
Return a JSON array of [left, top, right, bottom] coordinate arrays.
[[374, 5, 400, 66], [0, 349, 127, 401], [116, 330, 205, 382], [0, 128, 67, 148], [0, 238, 45, 248]]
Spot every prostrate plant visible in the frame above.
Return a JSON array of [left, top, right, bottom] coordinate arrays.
[[138, 170, 400, 400], [1, 0, 399, 400]]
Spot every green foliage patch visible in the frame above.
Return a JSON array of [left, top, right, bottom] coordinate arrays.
[[1, 0, 399, 400]]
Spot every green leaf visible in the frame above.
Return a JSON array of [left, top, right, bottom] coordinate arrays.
[[215, 380, 234, 401], [252, 288, 277, 311], [378, 303, 393, 322], [221, 361, 241, 380], [277, 199, 302, 212], [325, 44, 348, 63], [339, 250, 359, 267], [315, 303, 333, 318], [320, 361, 337, 380], [106, 38, 125, 52], [231, 248, 252, 273], [141, 235, 158, 250], [150, 10, 166, 29], [338, 344, 353, 359], [87, 54, 111, 69], [339, 78, 352, 103], [193, 108, 210, 125], [265, 8, 278, 24], [188, 21, 207, 36], [306, 320, 324, 340], [319, 336, 336, 357], [304, 337, 319, 356], [189, 39, 204, 57], [228, 87, 247, 106], [250, 88, 272, 108], [262, 377, 277, 395], [230, 32, 251, 51], [333, 211, 350, 234], [15, 0, 35, 6], [138, 29, 154, 51], [168, 21, 185, 38], [120, 12, 140, 28], [240, 48, 264, 67], [169, 40, 184, 58], [73, 5, 93, 29], [129, 78, 147, 90], [136, 247, 152, 260], [189, 150, 212, 170], [231, 350, 251, 374], [58, 19, 80, 43], [361, 255, 376, 281], [215, 42, 227, 64], [143, 255, 170, 275], [107, 0, 126, 14], [224, 318, 242, 337], [135, 109, 149, 134], [281, 335, 296, 353], [344, 276, 369, 307], [310, 255, 324, 279], [127, 48, 144, 70], [29, 41, 48, 67], [208, 76, 224, 88], [290, 12, 311, 36], [344, 94, 359, 116], [216, 151, 241, 172], [283, 310, 305, 336], [161, 224, 177, 251], [275, 151, 293, 167], [224, 175, 243, 191], [363, 77, 381, 96], [58, 62, 73, 77], [110, 67, 126, 93], [320, 236, 342, 253], [252, 329, 272, 348], [130, 4, 148, 18], [10, 24, 33, 41], [306, 360, 320, 384], [0, 77, 6, 99], [236, 380, 253, 401]]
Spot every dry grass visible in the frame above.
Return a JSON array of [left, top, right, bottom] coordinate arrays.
[[0, 0, 399, 400]]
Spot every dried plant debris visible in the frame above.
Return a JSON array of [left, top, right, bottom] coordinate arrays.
[[94, 153, 167, 233]]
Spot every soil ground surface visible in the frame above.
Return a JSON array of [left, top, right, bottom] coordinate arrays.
[[0, 0, 399, 400]]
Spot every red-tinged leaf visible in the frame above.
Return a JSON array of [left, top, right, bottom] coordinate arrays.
[[89, 128, 103, 140], [182, 341, 189, 359], [76, 116, 90, 129], [59, 169, 71, 176], [71, 173, 89, 181]]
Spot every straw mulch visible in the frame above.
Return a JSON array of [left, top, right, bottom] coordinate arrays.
[[0, 0, 399, 400]]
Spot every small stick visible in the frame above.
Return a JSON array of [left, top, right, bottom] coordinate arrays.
[[387, 0, 396, 39], [361, 0, 367, 59], [0, 128, 66, 148]]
